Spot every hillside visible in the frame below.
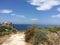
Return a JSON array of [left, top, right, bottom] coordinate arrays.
[[25, 25, 60, 45], [0, 23, 60, 45]]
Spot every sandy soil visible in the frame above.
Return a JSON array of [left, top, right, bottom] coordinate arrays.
[[0, 35, 10, 45], [2, 32, 26, 45]]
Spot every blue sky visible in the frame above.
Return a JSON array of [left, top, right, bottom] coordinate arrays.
[[0, 0, 60, 25]]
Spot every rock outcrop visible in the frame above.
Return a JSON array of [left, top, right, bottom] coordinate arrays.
[[2, 22, 13, 27]]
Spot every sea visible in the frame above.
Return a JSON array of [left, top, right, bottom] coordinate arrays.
[[0, 24, 60, 30], [13, 24, 31, 30], [10, 24, 55, 30], [0, 24, 32, 30]]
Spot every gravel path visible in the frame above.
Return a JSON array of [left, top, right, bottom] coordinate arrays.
[[2, 33, 25, 45]]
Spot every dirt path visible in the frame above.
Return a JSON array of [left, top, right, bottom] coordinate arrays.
[[2, 33, 25, 45]]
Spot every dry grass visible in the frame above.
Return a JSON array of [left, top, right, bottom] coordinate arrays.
[[0, 35, 10, 45], [26, 42, 32, 45]]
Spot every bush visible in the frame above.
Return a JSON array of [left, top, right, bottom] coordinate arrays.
[[25, 25, 37, 42], [25, 25, 60, 45], [30, 29, 49, 45], [0, 26, 17, 36]]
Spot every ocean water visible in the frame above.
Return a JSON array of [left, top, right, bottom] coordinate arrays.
[[12, 24, 60, 30], [13, 24, 49, 30], [13, 24, 31, 30], [0, 24, 59, 30], [0, 24, 31, 30]]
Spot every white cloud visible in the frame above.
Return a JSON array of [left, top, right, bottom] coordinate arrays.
[[18, 15, 26, 18], [57, 7, 60, 12], [31, 18, 39, 21], [52, 14, 60, 18], [11, 14, 26, 18], [0, 9, 13, 13], [28, 0, 60, 11]]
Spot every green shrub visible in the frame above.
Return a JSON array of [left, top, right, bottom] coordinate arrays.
[[25, 25, 60, 45], [0, 26, 17, 36]]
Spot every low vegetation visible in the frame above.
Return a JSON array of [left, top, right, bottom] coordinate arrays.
[[0, 25, 17, 45], [0, 23, 60, 45], [0, 26, 17, 36], [25, 25, 60, 45]]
